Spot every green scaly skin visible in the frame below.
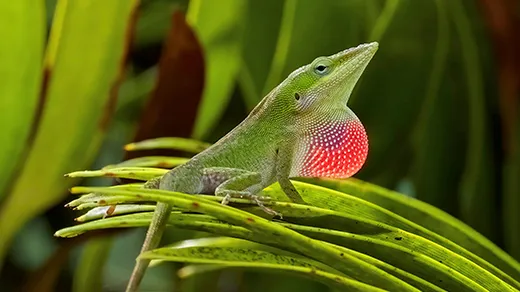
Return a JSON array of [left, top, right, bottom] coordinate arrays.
[[126, 42, 379, 291]]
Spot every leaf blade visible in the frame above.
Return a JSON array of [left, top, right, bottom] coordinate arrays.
[[0, 0, 138, 262]]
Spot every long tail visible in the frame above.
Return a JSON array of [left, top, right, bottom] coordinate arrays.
[[126, 178, 171, 292]]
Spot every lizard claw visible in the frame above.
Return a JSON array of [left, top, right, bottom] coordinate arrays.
[[251, 196, 282, 218], [218, 192, 282, 218], [220, 194, 231, 205]]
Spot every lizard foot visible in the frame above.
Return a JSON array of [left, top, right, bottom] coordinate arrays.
[[220, 192, 282, 218]]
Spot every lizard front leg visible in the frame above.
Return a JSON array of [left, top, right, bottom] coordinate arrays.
[[276, 147, 306, 204]]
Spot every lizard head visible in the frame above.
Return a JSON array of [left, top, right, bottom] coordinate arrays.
[[280, 42, 379, 179], [284, 42, 378, 113]]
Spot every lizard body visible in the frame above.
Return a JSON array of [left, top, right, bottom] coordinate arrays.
[[126, 42, 378, 291]]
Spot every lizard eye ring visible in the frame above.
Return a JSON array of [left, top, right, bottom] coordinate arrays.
[[312, 57, 333, 76]]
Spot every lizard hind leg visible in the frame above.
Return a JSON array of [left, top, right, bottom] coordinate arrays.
[[204, 167, 281, 218]]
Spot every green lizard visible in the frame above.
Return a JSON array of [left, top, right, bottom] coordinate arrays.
[[126, 42, 378, 291]]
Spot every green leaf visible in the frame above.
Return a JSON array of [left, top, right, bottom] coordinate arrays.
[[189, 0, 248, 139], [449, 0, 497, 242], [55, 201, 505, 291], [76, 204, 156, 222], [410, 0, 466, 215], [259, 184, 518, 291], [103, 156, 189, 169], [57, 186, 418, 291], [238, 0, 284, 108], [368, 0, 401, 41], [73, 237, 112, 292], [133, 0, 176, 48], [0, 0, 138, 263], [503, 116, 520, 260], [58, 210, 440, 290], [0, 0, 44, 197], [173, 238, 443, 292], [66, 167, 167, 181], [124, 137, 211, 152], [263, 0, 367, 95], [303, 177, 520, 282], [141, 245, 384, 291]]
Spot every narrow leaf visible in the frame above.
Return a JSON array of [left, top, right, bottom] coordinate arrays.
[[125, 137, 210, 153], [300, 178, 520, 282], [141, 245, 384, 292], [189, 0, 248, 139]]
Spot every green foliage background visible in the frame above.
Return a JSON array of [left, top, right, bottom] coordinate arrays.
[[0, 0, 519, 291]]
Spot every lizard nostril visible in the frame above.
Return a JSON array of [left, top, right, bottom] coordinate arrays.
[[294, 93, 300, 100]]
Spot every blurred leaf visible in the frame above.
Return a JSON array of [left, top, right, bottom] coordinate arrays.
[[261, 0, 297, 95], [0, 0, 138, 263], [125, 137, 210, 153], [369, 0, 400, 41], [238, 0, 284, 108], [189, 0, 248, 139], [117, 68, 157, 111], [449, 0, 498, 241], [66, 167, 167, 181], [10, 217, 56, 270], [351, 0, 439, 187], [263, 0, 367, 94], [73, 237, 111, 292], [410, 0, 467, 216], [104, 156, 189, 169], [129, 11, 205, 156], [477, 0, 520, 261], [503, 117, 520, 259], [134, 1, 177, 48], [22, 230, 122, 292], [0, 0, 44, 197]]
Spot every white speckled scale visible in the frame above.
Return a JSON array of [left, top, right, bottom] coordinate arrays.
[[290, 111, 368, 178]]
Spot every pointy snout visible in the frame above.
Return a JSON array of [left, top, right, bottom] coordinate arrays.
[[336, 42, 378, 67], [331, 42, 378, 104]]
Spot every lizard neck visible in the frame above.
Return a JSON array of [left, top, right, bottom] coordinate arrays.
[[290, 108, 368, 178]]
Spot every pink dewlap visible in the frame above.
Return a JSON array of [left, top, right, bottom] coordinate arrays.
[[299, 119, 368, 178]]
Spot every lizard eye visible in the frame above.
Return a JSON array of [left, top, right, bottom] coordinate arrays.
[[316, 65, 327, 73], [312, 57, 332, 76]]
